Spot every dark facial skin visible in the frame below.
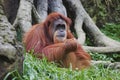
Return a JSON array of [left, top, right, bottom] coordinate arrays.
[[52, 19, 67, 43], [53, 19, 66, 37]]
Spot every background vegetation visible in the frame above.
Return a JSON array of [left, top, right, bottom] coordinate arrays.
[[81, 0, 120, 27], [4, 0, 120, 80], [4, 22, 120, 80], [4, 53, 120, 80], [90, 23, 120, 62], [82, 0, 120, 62]]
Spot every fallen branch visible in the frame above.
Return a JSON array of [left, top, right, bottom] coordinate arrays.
[[84, 46, 120, 53], [63, 0, 120, 53], [91, 60, 120, 69]]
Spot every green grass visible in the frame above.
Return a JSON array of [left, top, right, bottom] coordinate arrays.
[[4, 23, 120, 80], [88, 23, 120, 61], [101, 23, 120, 42], [4, 53, 120, 80], [101, 23, 120, 61]]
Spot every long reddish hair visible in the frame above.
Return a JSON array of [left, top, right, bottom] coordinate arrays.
[[44, 12, 71, 28], [23, 12, 73, 52]]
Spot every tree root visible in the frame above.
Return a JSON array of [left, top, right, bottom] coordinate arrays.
[[13, 0, 33, 33], [91, 60, 120, 69], [84, 46, 120, 53], [0, 4, 23, 78], [64, 0, 120, 53]]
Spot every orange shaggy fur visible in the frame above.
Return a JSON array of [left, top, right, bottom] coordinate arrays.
[[23, 12, 91, 70]]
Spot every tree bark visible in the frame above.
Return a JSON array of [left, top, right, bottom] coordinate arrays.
[[13, 0, 33, 34], [0, 0, 120, 79], [0, 1, 23, 79], [91, 60, 120, 69], [35, 0, 48, 22], [48, 0, 67, 16], [63, 0, 87, 44], [32, 0, 120, 70], [84, 46, 120, 53], [63, 0, 120, 53], [28, 0, 120, 53]]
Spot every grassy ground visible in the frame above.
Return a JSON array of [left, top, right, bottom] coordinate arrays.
[[4, 23, 120, 80], [100, 23, 120, 61], [101, 23, 120, 42], [4, 53, 120, 80]]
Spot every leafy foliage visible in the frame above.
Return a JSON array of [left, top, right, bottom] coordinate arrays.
[[101, 23, 120, 42], [86, 23, 120, 61], [16, 26, 22, 42], [90, 52, 113, 61], [82, 0, 120, 27], [101, 23, 120, 61], [4, 53, 120, 80]]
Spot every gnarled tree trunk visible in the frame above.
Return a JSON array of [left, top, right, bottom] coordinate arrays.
[[0, 0, 120, 79], [32, 0, 120, 53], [0, 0, 23, 79]]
